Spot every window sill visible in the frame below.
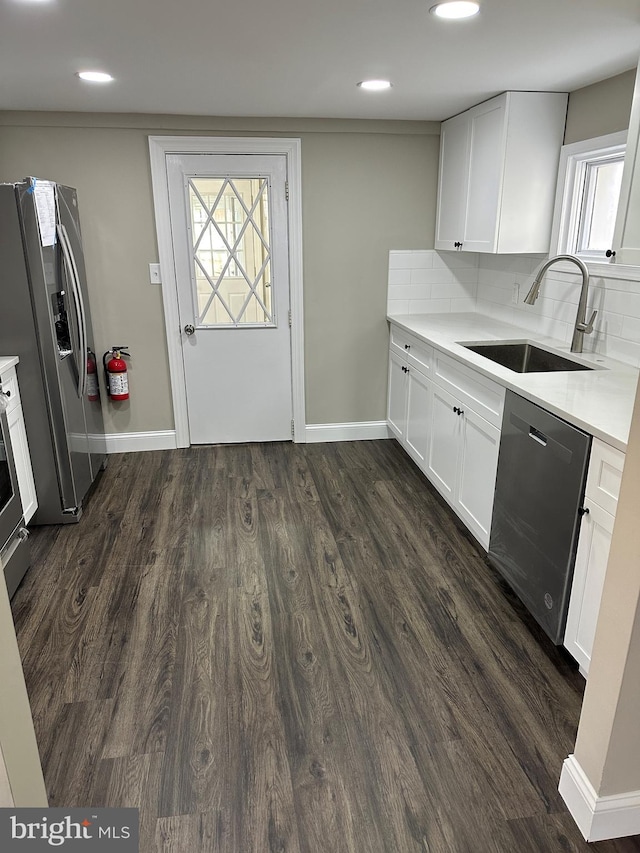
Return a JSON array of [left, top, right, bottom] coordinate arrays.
[[583, 260, 640, 282], [549, 259, 640, 282]]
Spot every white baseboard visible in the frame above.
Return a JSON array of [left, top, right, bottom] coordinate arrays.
[[559, 754, 640, 841], [102, 423, 390, 451], [304, 421, 392, 443], [104, 430, 177, 454]]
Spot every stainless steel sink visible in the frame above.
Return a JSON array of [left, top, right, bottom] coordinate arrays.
[[461, 341, 594, 373]]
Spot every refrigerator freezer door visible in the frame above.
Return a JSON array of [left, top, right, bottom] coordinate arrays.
[[56, 185, 107, 479]]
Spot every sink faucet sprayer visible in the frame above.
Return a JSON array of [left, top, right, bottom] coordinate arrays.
[[523, 254, 597, 354]]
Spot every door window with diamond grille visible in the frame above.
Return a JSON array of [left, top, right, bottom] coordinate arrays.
[[188, 177, 274, 326]]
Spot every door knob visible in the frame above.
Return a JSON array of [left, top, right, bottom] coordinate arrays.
[[184, 324, 195, 336]]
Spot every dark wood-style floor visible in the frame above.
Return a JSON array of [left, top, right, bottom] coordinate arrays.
[[10, 440, 640, 852]]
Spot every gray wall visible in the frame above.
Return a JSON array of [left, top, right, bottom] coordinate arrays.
[[565, 68, 636, 144], [1, 68, 633, 437], [0, 113, 439, 433]]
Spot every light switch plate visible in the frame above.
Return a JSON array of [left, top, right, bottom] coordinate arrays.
[[149, 263, 161, 284]]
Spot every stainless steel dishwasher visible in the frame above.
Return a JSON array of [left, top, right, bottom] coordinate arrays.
[[488, 390, 591, 644]]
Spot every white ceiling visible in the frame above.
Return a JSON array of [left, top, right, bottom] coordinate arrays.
[[2, 0, 639, 121]]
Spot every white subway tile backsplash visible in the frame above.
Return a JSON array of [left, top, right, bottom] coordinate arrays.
[[537, 315, 572, 342], [604, 289, 640, 318], [450, 297, 476, 312], [387, 249, 478, 317], [591, 275, 640, 294], [388, 251, 416, 270], [409, 298, 451, 314], [483, 254, 546, 275], [431, 281, 476, 301], [388, 249, 640, 367], [537, 296, 578, 325], [409, 251, 434, 269], [523, 275, 582, 305], [388, 284, 432, 301], [480, 269, 515, 290], [433, 251, 479, 270], [622, 314, 640, 341], [410, 267, 450, 285], [453, 267, 481, 285], [597, 336, 640, 367], [388, 268, 411, 286], [478, 282, 510, 304], [594, 311, 624, 338], [387, 299, 410, 316]]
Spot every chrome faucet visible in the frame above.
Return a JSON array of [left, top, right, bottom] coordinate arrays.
[[523, 254, 597, 353]]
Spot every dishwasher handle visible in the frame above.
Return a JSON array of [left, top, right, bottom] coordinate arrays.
[[529, 426, 548, 446]]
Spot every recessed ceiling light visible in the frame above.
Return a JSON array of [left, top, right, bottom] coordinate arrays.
[[76, 71, 114, 83], [430, 2, 480, 19], [357, 80, 392, 92]]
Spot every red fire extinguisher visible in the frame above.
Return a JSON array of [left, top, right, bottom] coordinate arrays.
[[86, 349, 100, 401], [103, 347, 130, 401]]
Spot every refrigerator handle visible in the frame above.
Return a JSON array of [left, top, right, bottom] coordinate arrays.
[[57, 224, 87, 398]]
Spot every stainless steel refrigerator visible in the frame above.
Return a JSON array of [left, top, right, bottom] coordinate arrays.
[[0, 177, 107, 525]]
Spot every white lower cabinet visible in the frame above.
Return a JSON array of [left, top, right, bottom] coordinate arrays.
[[7, 406, 37, 524], [387, 325, 504, 550], [426, 384, 458, 502], [1, 365, 37, 524], [405, 368, 431, 468], [426, 383, 500, 548], [564, 438, 625, 676], [386, 342, 432, 470], [387, 349, 408, 441], [456, 405, 501, 546], [564, 500, 614, 675]]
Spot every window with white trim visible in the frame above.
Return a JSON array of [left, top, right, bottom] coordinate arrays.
[[551, 131, 627, 262]]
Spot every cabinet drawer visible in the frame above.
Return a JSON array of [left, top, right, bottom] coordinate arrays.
[[390, 325, 412, 359], [433, 352, 505, 427], [585, 438, 625, 516], [389, 326, 432, 376], [0, 367, 19, 415], [407, 340, 432, 377]]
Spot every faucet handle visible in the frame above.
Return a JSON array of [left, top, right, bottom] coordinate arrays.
[[577, 310, 598, 334]]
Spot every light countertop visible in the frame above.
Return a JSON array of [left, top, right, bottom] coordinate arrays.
[[0, 357, 19, 376], [388, 313, 638, 452]]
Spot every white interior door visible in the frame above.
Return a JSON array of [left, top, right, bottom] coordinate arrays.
[[167, 153, 292, 444]]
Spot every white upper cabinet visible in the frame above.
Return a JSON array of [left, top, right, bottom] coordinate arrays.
[[435, 91, 568, 254], [613, 62, 640, 265]]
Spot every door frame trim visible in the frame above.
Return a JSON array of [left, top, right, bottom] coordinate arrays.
[[148, 136, 305, 446]]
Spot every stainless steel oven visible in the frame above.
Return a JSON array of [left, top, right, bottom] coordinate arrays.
[[0, 388, 30, 598]]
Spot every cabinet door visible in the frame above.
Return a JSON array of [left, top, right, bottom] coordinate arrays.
[[405, 367, 431, 469], [462, 97, 506, 252], [612, 64, 640, 265], [564, 500, 615, 675], [435, 111, 469, 250], [456, 406, 500, 548], [7, 405, 37, 524], [387, 349, 408, 441], [426, 384, 459, 503]]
